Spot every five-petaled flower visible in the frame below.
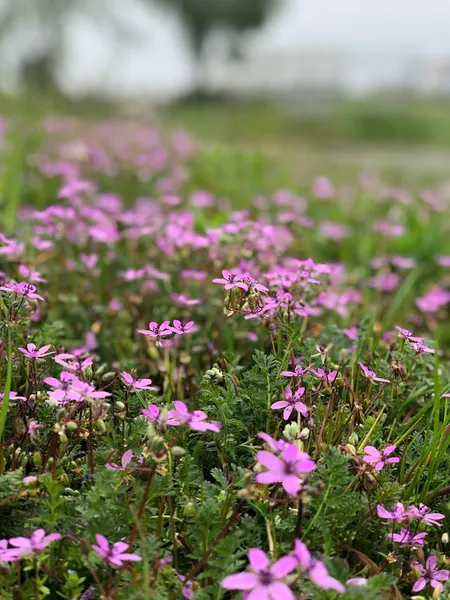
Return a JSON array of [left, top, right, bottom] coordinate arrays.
[[0, 281, 44, 301], [256, 443, 316, 495], [358, 362, 390, 383], [411, 556, 450, 593], [388, 528, 427, 546], [91, 534, 141, 567], [170, 319, 195, 335], [221, 547, 297, 600], [137, 321, 173, 338], [271, 387, 308, 420], [6, 529, 61, 560], [106, 450, 133, 471], [294, 540, 345, 592], [167, 401, 221, 432], [363, 445, 399, 471], [18, 343, 54, 361], [212, 270, 248, 291], [121, 372, 156, 391]]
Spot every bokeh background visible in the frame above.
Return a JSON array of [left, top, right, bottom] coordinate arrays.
[[2, 0, 450, 174]]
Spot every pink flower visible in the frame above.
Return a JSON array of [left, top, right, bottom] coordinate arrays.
[[358, 362, 390, 383], [293, 540, 345, 592], [27, 419, 44, 438], [309, 368, 338, 384], [412, 556, 449, 593], [54, 353, 94, 372], [376, 503, 408, 523], [408, 504, 445, 527], [271, 387, 308, 420], [363, 445, 399, 471], [388, 528, 427, 546], [256, 443, 316, 495], [44, 372, 79, 405], [141, 404, 160, 423], [106, 450, 133, 471], [221, 548, 297, 600], [91, 534, 141, 567], [343, 326, 358, 341], [0, 281, 44, 301], [171, 293, 200, 306], [312, 176, 334, 199], [167, 401, 221, 433], [281, 365, 310, 378], [212, 270, 248, 291], [18, 343, 54, 361], [0, 391, 26, 403], [8, 529, 61, 558], [170, 320, 195, 335], [70, 380, 111, 403], [121, 372, 156, 391], [395, 326, 422, 342], [137, 321, 173, 338], [18, 265, 46, 283]]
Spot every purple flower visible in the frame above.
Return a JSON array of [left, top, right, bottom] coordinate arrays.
[[221, 547, 297, 600], [44, 372, 79, 405], [358, 362, 390, 383], [212, 270, 248, 291], [137, 321, 173, 338], [8, 529, 61, 558], [271, 387, 308, 420], [0, 281, 44, 301], [170, 320, 195, 335], [121, 372, 156, 391], [363, 445, 399, 471], [256, 443, 316, 495], [167, 401, 221, 433], [343, 326, 358, 341], [106, 450, 133, 471], [293, 540, 345, 592], [388, 528, 427, 546], [395, 326, 422, 342], [70, 380, 111, 403], [412, 556, 449, 593], [91, 534, 141, 567], [18, 343, 54, 361]]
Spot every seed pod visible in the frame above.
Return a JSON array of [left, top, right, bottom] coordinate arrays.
[[115, 401, 125, 412], [59, 432, 68, 445]]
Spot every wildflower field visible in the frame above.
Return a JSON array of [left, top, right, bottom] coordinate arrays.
[[1, 112, 450, 600]]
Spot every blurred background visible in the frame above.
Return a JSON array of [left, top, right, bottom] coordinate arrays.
[[2, 0, 450, 172]]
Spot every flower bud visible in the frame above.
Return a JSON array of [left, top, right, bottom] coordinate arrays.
[[282, 422, 298, 440], [59, 432, 68, 445], [299, 428, 310, 441], [94, 419, 106, 433], [442, 533, 449, 545], [183, 502, 196, 516], [171, 446, 186, 457], [20, 453, 28, 468], [65, 421, 78, 431], [33, 451, 42, 468], [101, 372, 116, 384], [115, 401, 125, 412]]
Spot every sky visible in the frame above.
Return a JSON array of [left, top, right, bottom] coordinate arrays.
[[6, 0, 450, 98]]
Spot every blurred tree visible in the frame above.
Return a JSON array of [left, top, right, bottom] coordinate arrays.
[[151, 0, 280, 96], [0, 0, 133, 94]]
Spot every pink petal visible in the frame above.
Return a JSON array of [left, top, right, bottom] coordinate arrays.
[[247, 587, 269, 600], [271, 401, 288, 410], [267, 582, 295, 600], [248, 548, 270, 572], [257, 471, 282, 485], [283, 405, 293, 420], [256, 451, 284, 474], [95, 534, 110, 551], [221, 572, 258, 590], [270, 556, 297, 578], [363, 446, 380, 456], [282, 475, 301, 495]]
